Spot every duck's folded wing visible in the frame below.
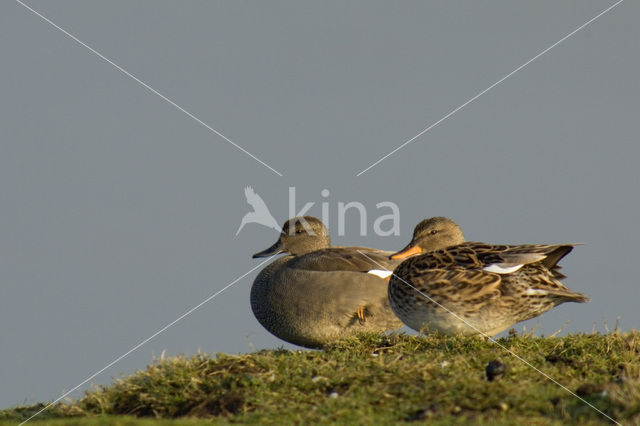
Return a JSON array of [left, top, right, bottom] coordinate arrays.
[[469, 243, 574, 270], [426, 243, 575, 273], [287, 247, 400, 273]]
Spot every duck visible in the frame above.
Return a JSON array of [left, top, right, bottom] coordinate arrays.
[[251, 216, 404, 348], [387, 217, 589, 336]]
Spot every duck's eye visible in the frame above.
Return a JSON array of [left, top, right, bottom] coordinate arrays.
[[429, 229, 439, 235], [295, 228, 304, 234]]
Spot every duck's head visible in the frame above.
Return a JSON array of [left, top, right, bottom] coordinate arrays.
[[252, 216, 330, 258], [390, 217, 465, 260]]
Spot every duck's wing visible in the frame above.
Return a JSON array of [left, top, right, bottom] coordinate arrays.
[[465, 243, 575, 276], [415, 243, 576, 275], [287, 247, 401, 273], [467, 243, 574, 267]]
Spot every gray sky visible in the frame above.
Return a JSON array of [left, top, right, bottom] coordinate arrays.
[[1, 0, 638, 409]]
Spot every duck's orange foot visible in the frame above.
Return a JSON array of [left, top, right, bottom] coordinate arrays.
[[357, 306, 365, 322]]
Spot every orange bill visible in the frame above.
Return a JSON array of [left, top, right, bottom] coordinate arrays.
[[390, 245, 423, 260]]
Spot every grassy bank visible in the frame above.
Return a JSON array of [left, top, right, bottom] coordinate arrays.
[[3, 332, 639, 425]]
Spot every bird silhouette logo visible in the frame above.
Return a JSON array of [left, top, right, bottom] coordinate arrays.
[[236, 186, 282, 235]]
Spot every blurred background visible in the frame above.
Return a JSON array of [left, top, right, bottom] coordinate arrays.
[[1, 0, 638, 408]]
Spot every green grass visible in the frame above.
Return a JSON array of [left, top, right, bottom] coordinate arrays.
[[3, 331, 640, 425]]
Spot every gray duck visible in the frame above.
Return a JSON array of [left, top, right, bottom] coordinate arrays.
[[251, 216, 403, 348]]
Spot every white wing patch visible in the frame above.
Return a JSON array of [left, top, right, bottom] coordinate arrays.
[[367, 269, 393, 279], [483, 263, 524, 274], [524, 288, 549, 296]]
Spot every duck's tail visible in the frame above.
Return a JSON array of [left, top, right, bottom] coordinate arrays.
[[548, 288, 590, 304]]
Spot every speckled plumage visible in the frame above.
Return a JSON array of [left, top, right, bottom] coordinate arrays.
[[388, 218, 589, 336]]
